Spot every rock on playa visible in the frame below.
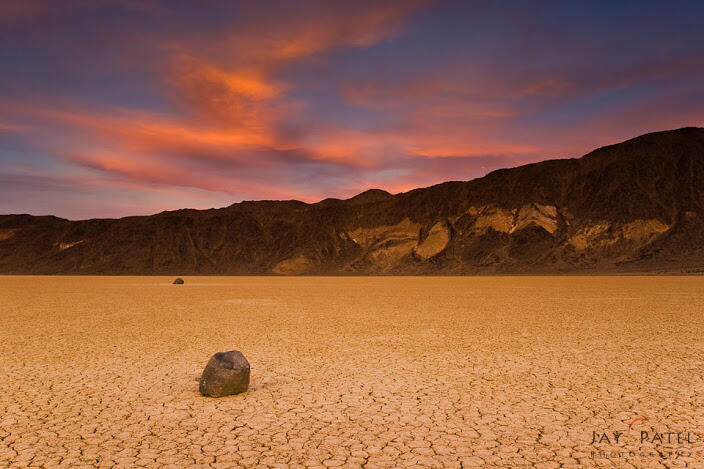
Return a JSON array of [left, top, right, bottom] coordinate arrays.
[[173, 278, 184, 284], [199, 350, 250, 397]]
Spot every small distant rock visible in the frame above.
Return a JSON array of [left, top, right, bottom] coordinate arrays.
[[173, 278, 184, 284], [199, 350, 250, 397]]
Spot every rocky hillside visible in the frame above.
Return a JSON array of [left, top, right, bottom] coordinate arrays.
[[2, 127, 704, 274]]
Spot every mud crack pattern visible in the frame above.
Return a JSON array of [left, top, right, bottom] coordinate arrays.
[[1, 276, 703, 468]]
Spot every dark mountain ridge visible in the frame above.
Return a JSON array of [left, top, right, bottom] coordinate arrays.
[[2, 127, 704, 274]]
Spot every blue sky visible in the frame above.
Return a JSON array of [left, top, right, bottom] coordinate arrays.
[[1, 0, 703, 219]]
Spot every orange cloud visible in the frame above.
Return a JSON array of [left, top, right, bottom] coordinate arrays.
[[167, 58, 284, 125], [300, 123, 541, 165], [188, 66, 280, 101], [64, 151, 311, 201], [2, 99, 278, 156], [271, 3, 427, 60], [154, 1, 431, 147]]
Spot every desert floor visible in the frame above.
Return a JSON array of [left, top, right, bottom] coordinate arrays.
[[1, 276, 703, 468]]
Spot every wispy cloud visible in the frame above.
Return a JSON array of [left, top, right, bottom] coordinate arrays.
[[1, 1, 703, 218]]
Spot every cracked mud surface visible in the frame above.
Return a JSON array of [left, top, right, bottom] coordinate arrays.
[[1, 276, 703, 468]]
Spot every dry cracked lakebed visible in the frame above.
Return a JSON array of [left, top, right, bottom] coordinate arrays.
[[1, 276, 703, 468]]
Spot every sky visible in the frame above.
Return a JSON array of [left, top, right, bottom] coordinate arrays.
[[1, 1, 703, 219]]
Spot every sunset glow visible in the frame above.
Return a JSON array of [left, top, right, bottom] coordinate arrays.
[[1, 1, 703, 219]]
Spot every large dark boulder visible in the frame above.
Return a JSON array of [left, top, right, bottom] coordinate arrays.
[[173, 278, 184, 284], [199, 350, 250, 397]]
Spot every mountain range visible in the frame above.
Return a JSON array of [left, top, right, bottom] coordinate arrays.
[[2, 127, 704, 274]]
